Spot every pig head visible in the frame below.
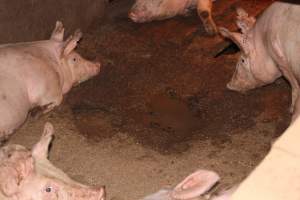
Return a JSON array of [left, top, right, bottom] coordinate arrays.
[[0, 122, 105, 200], [219, 7, 281, 93], [142, 169, 236, 200]]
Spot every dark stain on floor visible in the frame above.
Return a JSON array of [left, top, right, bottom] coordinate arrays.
[[67, 0, 290, 154]]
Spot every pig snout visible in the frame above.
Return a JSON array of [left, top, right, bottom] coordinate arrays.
[[226, 81, 239, 91], [75, 186, 105, 200], [93, 62, 101, 75], [129, 11, 139, 22], [129, 11, 146, 23]]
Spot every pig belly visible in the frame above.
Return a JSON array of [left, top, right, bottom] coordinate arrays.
[[0, 77, 30, 139]]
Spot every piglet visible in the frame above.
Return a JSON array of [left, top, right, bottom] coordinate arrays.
[[0, 21, 100, 142], [0, 122, 105, 200], [129, 0, 217, 35], [142, 170, 237, 200]]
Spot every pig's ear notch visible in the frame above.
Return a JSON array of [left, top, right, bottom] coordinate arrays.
[[170, 170, 220, 200], [62, 29, 83, 57], [50, 21, 65, 42], [32, 122, 54, 160], [219, 27, 249, 55], [236, 7, 256, 34]]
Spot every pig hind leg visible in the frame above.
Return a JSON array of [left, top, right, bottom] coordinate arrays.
[[197, 0, 217, 35]]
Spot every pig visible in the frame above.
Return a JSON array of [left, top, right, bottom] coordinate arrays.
[[142, 169, 237, 200], [0, 21, 100, 143], [0, 122, 105, 200], [129, 0, 218, 35], [219, 2, 300, 122]]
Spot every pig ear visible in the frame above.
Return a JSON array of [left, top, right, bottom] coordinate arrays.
[[219, 27, 249, 55], [0, 155, 34, 197], [32, 122, 54, 160], [236, 7, 256, 34], [170, 170, 220, 200], [50, 21, 65, 42], [62, 29, 83, 56]]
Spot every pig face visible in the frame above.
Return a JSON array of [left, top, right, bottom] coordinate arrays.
[[219, 8, 273, 92], [226, 53, 260, 92], [64, 51, 100, 85], [129, 0, 164, 22], [60, 29, 101, 88], [0, 123, 105, 200]]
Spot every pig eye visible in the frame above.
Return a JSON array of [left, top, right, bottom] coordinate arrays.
[[45, 187, 52, 193], [73, 58, 77, 62]]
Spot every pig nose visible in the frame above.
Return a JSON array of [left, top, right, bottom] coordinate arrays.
[[129, 12, 138, 22], [226, 82, 234, 90], [94, 62, 101, 74]]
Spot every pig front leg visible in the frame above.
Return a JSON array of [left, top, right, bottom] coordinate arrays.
[[197, 0, 217, 35], [41, 94, 63, 114]]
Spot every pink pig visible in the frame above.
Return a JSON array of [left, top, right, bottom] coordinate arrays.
[[219, 2, 300, 122], [0, 122, 105, 200], [129, 0, 217, 35], [0, 21, 100, 142], [143, 169, 237, 200]]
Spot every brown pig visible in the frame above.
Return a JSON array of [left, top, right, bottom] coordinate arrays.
[[0, 21, 100, 142], [0, 122, 105, 200], [129, 0, 217, 35]]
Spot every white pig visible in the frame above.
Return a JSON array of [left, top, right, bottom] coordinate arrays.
[[0, 21, 100, 142], [129, 0, 217, 35], [0, 122, 105, 200], [142, 170, 237, 200], [219, 2, 300, 122]]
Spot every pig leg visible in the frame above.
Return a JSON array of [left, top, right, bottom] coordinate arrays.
[[273, 40, 300, 113], [32, 122, 53, 159], [41, 94, 63, 114], [50, 21, 65, 42], [197, 0, 217, 35]]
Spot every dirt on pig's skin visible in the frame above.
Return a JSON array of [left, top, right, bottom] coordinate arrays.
[[8, 0, 290, 200]]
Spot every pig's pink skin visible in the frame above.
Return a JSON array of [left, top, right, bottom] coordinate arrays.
[[129, 0, 217, 35], [0, 122, 105, 200], [220, 2, 300, 120], [0, 21, 100, 140]]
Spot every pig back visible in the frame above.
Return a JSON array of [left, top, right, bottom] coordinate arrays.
[[257, 2, 300, 80]]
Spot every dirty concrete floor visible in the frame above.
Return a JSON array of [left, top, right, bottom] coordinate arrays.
[[9, 0, 291, 199]]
